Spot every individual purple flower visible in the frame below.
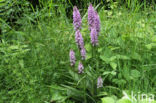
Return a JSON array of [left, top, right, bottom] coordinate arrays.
[[88, 4, 95, 30], [78, 61, 84, 74], [73, 6, 82, 31], [69, 49, 76, 66], [94, 11, 100, 34], [97, 76, 103, 88], [80, 48, 86, 60], [75, 30, 84, 49], [90, 27, 98, 46]]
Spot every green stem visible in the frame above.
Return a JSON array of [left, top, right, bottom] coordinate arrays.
[[92, 45, 96, 69], [84, 76, 87, 103]]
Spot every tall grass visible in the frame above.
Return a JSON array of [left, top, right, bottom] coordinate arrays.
[[0, 1, 156, 103]]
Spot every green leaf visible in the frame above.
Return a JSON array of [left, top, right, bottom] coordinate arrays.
[[0, 0, 6, 6], [85, 43, 91, 52], [98, 48, 103, 52], [101, 97, 115, 103], [19, 60, 24, 68], [152, 35, 156, 42], [146, 43, 156, 50], [146, 44, 152, 50], [117, 98, 132, 103], [68, 70, 79, 81], [9, 45, 19, 50], [100, 48, 112, 63], [100, 55, 110, 64], [130, 70, 141, 79], [110, 62, 117, 70], [103, 71, 116, 76], [131, 52, 142, 61], [51, 92, 66, 101], [108, 46, 120, 51], [113, 79, 127, 85], [116, 55, 130, 60], [86, 53, 92, 60], [110, 56, 117, 61], [97, 92, 108, 97]]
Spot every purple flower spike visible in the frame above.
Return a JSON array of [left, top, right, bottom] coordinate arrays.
[[75, 30, 84, 49], [78, 61, 84, 74], [69, 49, 76, 66], [94, 11, 100, 34], [90, 28, 98, 46], [88, 4, 95, 29], [73, 6, 82, 31], [80, 48, 86, 60], [88, 4, 100, 34], [97, 76, 103, 88]]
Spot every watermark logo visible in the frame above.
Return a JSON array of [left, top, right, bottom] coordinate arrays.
[[123, 91, 155, 103]]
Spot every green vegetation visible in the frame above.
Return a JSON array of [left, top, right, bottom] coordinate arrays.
[[0, 0, 156, 103]]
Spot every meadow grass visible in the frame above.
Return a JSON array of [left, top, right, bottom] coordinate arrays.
[[0, 2, 156, 103]]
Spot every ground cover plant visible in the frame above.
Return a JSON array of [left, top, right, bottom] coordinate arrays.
[[0, 0, 156, 103]]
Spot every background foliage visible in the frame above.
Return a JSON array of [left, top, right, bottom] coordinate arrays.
[[0, 0, 156, 103]]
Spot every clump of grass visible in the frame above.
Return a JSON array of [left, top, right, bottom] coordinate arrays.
[[0, 2, 156, 103]]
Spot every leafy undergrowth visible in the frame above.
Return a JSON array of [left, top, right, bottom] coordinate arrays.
[[0, 5, 156, 103]]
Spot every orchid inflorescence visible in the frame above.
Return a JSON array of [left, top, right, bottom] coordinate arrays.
[[69, 4, 103, 88]]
